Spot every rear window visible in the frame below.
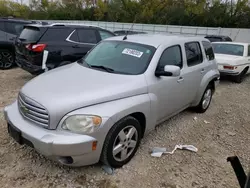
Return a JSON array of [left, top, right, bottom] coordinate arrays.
[[205, 37, 222, 42], [212, 43, 244, 56], [19, 27, 41, 41]]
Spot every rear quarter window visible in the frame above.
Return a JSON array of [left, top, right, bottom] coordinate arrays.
[[202, 41, 215, 61], [40, 28, 71, 42]]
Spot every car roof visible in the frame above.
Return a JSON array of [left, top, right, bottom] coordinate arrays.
[[0, 17, 35, 23], [212, 41, 249, 45], [25, 23, 107, 30], [106, 34, 209, 48]]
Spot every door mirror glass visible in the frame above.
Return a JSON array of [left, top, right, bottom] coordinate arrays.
[[155, 65, 180, 77]]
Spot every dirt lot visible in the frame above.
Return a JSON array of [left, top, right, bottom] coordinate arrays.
[[0, 68, 250, 188]]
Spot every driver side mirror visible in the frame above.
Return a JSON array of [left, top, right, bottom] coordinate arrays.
[[155, 65, 181, 77]]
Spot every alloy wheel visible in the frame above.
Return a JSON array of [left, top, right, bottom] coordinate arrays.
[[202, 88, 212, 110], [112, 126, 138, 162], [0, 51, 14, 69]]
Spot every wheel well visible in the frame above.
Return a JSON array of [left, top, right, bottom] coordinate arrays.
[[208, 78, 217, 94], [244, 66, 249, 73], [129, 112, 146, 138], [0, 44, 15, 53]]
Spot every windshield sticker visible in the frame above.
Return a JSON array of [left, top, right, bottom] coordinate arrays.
[[122, 48, 143, 58]]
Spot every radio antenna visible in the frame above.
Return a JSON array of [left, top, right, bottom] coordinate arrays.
[[123, 14, 137, 40]]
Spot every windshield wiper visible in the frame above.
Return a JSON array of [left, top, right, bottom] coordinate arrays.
[[89, 65, 114, 73]]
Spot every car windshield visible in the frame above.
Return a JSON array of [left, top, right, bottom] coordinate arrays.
[[79, 40, 156, 75], [212, 43, 244, 56]]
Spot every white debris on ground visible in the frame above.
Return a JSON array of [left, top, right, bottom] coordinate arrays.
[[0, 68, 250, 188], [151, 145, 198, 157]]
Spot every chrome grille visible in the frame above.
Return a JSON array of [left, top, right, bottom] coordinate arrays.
[[18, 93, 49, 127]]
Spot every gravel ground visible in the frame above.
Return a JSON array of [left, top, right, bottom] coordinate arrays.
[[0, 68, 250, 188]]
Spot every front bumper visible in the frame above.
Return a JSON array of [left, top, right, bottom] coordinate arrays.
[[4, 101, 109, 166]]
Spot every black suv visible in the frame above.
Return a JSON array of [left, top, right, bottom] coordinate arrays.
[[15, 23, 116, 75], [205, 35, 232, 42], [0, 17, 43, 69]]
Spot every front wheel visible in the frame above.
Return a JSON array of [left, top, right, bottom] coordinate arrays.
[[194, 85, 213, 113], [101, 116, 142, 168], [0, 49, 15, 70]]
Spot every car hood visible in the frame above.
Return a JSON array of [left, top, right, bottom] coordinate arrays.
[[20, 63, 148, 129], [215, 54, 245, 65]]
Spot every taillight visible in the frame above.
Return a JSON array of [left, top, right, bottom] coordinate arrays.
[[25, 44, 46, 52], [223, 66, 237, 70]]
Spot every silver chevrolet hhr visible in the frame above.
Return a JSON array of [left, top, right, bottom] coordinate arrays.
[[4, 34, 220, 168]]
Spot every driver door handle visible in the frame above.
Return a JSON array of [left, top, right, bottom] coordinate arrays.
[[177, 77, 184, 83]]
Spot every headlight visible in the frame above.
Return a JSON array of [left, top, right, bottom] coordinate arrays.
[[62, 115, 102, 134]]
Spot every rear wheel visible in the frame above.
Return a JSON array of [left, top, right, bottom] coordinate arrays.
[[0, 49, 15, 70], [101, 116, 142, 168], [194, 84, 213, 113]]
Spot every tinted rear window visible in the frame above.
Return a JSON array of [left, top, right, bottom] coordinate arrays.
[[19, 27, 42, 41], [205, 37, 222, 42]]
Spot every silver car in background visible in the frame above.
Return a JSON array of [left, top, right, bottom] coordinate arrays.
[[4, 34, 220, 168]]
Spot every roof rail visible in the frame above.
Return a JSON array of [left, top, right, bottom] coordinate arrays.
[[50, 22, 105, 29]]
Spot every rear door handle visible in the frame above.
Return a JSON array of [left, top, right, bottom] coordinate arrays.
[[72, 45, 80, 48], [201, 68, 205, 73], [177, 77, 184, 83]]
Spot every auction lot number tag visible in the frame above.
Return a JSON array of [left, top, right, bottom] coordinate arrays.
[[122, 48, 144, 58]]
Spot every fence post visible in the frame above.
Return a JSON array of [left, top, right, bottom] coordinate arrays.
[[218, 27, 221, 35]]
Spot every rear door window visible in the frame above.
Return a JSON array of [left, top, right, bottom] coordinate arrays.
[[19, 26, 42, 41], [185, 42, 203, 67], [202, 41, 215, 61], [76, 29, 97, 44], [40, 28, 71, 42]]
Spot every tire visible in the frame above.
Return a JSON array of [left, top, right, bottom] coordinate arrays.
[[101, 116, 142, 168], [194, 84, 213, 113], [234, 68, 248, 83], [0, 49, 15, 70]]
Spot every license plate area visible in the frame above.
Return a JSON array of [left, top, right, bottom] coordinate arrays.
[[8, 124, 23, 145]]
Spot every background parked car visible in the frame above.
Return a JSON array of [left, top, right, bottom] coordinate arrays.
[[205, 35, 232, 42], [212, 42, 250, 83], [15, 23, 116, 75], [114, 30, 147, 36], [0, 17, 44, 69]]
